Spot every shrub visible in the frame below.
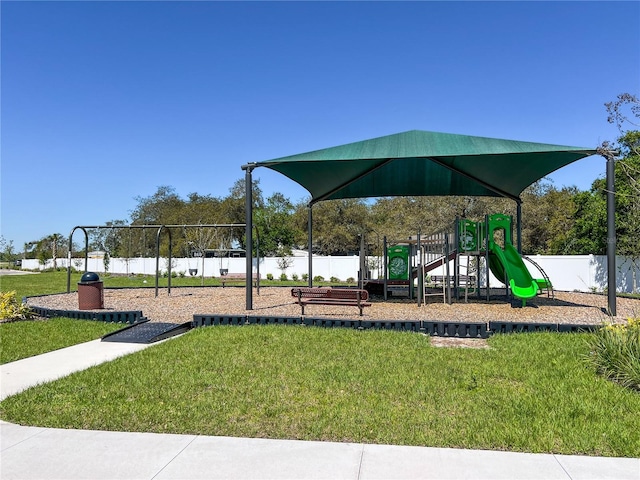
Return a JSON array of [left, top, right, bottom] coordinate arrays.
[[330, 276, 340, 283], [313, 275, 325, 282], [0, 291, 34, 321], [292, 273, 299, 281], [301, 273, 308, 281], [266, 273, 274, 281], [587, 318, 640, 391], [280, 273, 288, 281], [178, 271, 186, 278], [346, 277, 355, 284]]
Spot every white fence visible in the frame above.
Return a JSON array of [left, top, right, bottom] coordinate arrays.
[[20, 254, 640, 294], [21, 255, 366, 283]]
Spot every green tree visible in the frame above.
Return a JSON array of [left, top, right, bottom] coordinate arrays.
[[564, 182, 607, 255], [520, 181, 579, 254], [567, 94, 640, 276], [129, 186, 185, 257], [612, 131, 640, 291], [130, 185, 184, 225], [87, 220, 128, 257], [0, 236, 18, 263], [180, 193, 226, 259], [308, 199, 371, 255], [370, 195, 514, 249], [30, 233, 67, 269], [223, 177, 264, 252], [255, 193, 298, 256], [604, 94, 640, 292]]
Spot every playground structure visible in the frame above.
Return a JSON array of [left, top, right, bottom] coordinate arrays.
[[242, 129, 617, 314], [366, 213, 553, 307], [456, 213, 553, 306]]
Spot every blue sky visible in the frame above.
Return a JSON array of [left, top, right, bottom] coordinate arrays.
[[2, 1, 639, 250]]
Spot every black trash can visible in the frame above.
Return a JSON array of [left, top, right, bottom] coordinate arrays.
[[78, 272, 104, 310]]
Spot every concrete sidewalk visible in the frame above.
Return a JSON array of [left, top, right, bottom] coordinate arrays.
[[1, 339, 152, 401], [1, 338, 638, 479], [2, 421, 638, 480]]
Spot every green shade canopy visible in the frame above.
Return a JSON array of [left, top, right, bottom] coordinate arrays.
[[253, 130, 596, 203]]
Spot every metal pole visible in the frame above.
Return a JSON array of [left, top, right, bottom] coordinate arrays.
[[155, 226, 161, 297], [383, 236, 388, 301], [445, 234, 452, 304], [454, 218, 460, 300], [66, 227, 89, 293], [359, 233, 365, 290], [308, 204, 313, 287], [244, 165, 254, 310], [485, 215, 490, 302], [516, 200, 522, 254], [154, 226, 172, 297], [255, 227, 260, 296], [417, 232, 422, 307], [168, 227, 172, 295], [408, 242, 414, 301], [606, 154, 617, 316]]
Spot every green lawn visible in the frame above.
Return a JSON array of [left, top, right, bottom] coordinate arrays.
[[2, 271, 638, 456], [0, 318, 123, 364], [0, 270, 343, 300], [1, 326, 639, 457]]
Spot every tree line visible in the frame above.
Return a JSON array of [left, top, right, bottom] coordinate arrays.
[[5, 94, 638, 269]]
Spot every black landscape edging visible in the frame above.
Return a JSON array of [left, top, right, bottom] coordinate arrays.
[[192, 315, 601, 339], [29, 305, 144, 324]]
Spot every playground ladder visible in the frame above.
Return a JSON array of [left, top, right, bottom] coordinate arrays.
[[457, 255, 479, 302], [522, 256, 554, 298], [418, 230, 452, 305]]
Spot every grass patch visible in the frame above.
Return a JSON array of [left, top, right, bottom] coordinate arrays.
[[0, 318, 123, 364], [1, 327, 639, 457], [1, 270, 349, 300]]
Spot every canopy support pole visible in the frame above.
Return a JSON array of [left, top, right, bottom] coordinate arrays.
[[605, 152, 617, 316], [242, 164, 255, 310], [308, 204, 313, 287], [383, 236, 388, 301], [359, 233, 366, 290], [516, 200, 522, 254]]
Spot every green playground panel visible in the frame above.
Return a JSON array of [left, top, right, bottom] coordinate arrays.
[[388, 245, 410, 280], [458, 218, 487, 252]]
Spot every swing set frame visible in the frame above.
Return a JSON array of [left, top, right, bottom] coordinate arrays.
[[66, 223, 245, 297]]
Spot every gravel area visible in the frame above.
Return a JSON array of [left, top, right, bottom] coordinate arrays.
[[26, 287, 640, 325]]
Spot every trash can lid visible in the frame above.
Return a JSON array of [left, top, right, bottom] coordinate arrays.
[[80, 272, 100, 283]]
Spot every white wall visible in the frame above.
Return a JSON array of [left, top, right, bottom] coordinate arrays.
[[20, 254, 640, 293]]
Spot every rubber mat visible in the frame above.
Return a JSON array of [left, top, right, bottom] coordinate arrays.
[[101, 321, 192, 344]]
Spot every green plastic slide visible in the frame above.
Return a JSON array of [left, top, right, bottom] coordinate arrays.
[[488, 242, 540, 301]]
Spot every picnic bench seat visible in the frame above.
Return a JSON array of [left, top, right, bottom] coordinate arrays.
[[291, 287, 371, 316], [220, 273, 260, 287]]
